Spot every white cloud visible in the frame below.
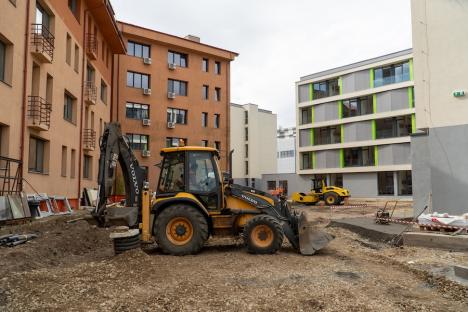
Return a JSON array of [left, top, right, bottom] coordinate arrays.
[[111, 0, 412, 127]]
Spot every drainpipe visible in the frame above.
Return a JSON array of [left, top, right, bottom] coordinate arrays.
[[110, 53, 114, 121], [116, 54, 120, 121], [225, 61, 231, 171], [20, 0, 32, 189]]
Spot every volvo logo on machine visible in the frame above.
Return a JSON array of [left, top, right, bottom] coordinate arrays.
[[241, 194, 258, 206]]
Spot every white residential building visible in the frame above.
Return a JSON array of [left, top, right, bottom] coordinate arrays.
[[230, 103, 277, 188], [277, 127, 296, 173]]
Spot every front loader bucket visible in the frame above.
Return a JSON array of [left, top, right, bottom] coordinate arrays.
[[298, 213, 334, 255]]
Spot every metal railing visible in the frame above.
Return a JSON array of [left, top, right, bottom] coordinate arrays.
[[30, 24, 55, 60], [0, 156, 22, 196], [84, 81, 97, 104], [86, 33, 98, 57], [83, 129, 96, 150], [28, 96, 52, 129]]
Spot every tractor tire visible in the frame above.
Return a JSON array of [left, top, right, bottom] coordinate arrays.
[[113, 234, 140, 254], [324, 192, 339, 206], [154, 204, 209, 256], [243, 215, 284, 254]]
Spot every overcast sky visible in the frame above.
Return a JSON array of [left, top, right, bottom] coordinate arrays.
[[111, 0, 412, 128]]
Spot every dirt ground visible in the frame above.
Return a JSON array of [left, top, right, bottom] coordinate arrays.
[[0, 204, 467, 312]]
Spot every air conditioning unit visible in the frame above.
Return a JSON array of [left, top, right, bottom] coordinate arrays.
[[142, 119, 151, 126], [167, 122, 176, 129], [142, 150, 151, 157], [143, 88, 151, 95], [167, 92, 176, 99], [168, 63, 176, 70], [143, 57, 152, 65]]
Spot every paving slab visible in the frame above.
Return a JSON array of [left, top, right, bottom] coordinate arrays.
[[329, 217, 409, 244], [403, 232, 468, 251]]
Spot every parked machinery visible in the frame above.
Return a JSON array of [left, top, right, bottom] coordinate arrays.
[[291, 179, 350, 206]]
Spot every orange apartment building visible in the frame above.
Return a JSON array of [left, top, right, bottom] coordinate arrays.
[[0, 0, 125, 207], [114, 22, 238, 188]]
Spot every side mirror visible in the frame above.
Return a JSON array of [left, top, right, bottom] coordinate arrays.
[[222, 172, 232, 184]]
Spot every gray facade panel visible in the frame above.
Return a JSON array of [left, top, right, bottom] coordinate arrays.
[[298, 84, 309, 103], [343, 173, 378, 197], [393, 143, 411, 164], [260, 173, 310, 197], [314, 102, 339, 122], [342, 70, 370, 94], [315, 150, 327, 169], [412, 125, 468, 216], [326, 150, 340, 168], [343, 121, 372, 142], [299, 129, 311, 147], [378, 145, 393, 166], [376, 88, 410, 113]]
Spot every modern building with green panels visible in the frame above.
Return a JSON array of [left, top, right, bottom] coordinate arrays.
[[295, 49, 414, 198]]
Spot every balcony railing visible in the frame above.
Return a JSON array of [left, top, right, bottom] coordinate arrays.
[[27, 96, 52, 131], [84, 81, 97, 105], [30, 24, 55, 62], [83, 129, 96, 151], [86, 33, 98, 59], [0, 156, 22, 196]]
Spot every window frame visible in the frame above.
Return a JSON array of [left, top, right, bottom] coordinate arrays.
[[167, 79, 188, 96], [125, 102, 149, 120], [63, 92, 75, 123], [167, 108, 187, 125], [0, 40, 5, 82], [126, 133, 150, 151], [168, 50, 188, 67], [127, 71, 150, 89], [214, 61, 221, 74], [127, 40, 150, 59], [202, 58, 209, 72]]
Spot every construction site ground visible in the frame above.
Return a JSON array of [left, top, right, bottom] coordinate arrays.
[[1, 201, 467, 311]]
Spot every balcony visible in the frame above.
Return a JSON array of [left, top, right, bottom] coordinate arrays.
[[27, 96, 51, 131], [83, 129, 96, 151], [84, 81, 97, 105], [86, 33, 98, 60], [30, 24, 54, 63]]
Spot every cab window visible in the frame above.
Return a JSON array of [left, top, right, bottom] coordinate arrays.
[[188, 152, 217, 193], [158, 152, 185, 193]]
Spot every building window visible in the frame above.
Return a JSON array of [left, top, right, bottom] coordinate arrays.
[[279, 150, 295, 158], [63, 92, 75, 123], [74, 44, 79, 72], [301, 152, 313, 170], [378, 172, 394, 195], [245, 161, 249, 175], [202, 58, 208, 72], [100, 80, 107, 103], [167, 108, 187, 124], [344, 147, 374, 167], [313, 78, 340, 99], [245, 127, 248, 141], [61, 146, 67, 177], [83, 155, 92, 179], [168, 79, 187, 96], [267, 181, 276, 190], [314, 126, 341, 145], [201, 140, 208, 147], [0, 40, 6, 82], [214, 87, 221, 101], [202, 85, 209, 100], [36, 3, 51, 30], [127, 71, 149, 89], [126, 133, 149, 150], [202, 112, 208, 127], [374, 61, 410, 87], [168, 50, 187, 67], [214, 61, 221, 74], [166, 137, 187, 147], [68, 0, 78, 17], [279, 180, 288, 195], [28, 137, 46, 173], [125, 102, 149, 119], [9, 0, 16, 6], [127, 41, 150, 58], [244, 111, 248, 124], [375, 116, 412, 139], [300, 107, 312, 124], [66, 34, 72, 65], [342, 96, 373, 118], [70, 149, 76, 178], [245, 144, 248, 157], [214, 114, 220, 128], [397, 171, 412, 195], [214, 141, 221, 151]]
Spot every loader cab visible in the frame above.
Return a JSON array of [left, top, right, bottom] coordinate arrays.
[[311, 178, 325, 193], [157, 147, 223, 210]]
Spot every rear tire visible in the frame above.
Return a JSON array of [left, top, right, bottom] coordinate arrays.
[[243, 215, 284, 254], [154, 204, 209, 256], [324, 192, 339, 206]]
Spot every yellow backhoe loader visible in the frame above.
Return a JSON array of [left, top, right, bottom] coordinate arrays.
[[91, 123, 334, 255], [291, 179, 350, 206]]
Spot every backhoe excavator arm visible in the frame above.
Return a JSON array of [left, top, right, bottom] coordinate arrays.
[[93, 122, 145, 226]]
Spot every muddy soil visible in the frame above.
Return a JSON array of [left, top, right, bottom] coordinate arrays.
[[0, 209, 467, 311]]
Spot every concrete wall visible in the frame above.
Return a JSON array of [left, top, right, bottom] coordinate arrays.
[[343, 172, 378, 197], [411, 0, 468, 129], [411, 125, 468, 216], [260, 173, 310, 197]]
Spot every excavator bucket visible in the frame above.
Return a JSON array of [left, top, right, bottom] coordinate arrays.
[[297, 213, 335, 255]]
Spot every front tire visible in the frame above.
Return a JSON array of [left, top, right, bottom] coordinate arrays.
[[154, 204, 209, 256], [243, 215, 284, 254]]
